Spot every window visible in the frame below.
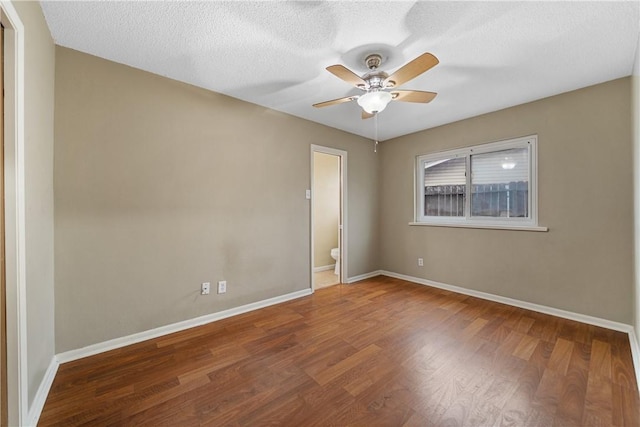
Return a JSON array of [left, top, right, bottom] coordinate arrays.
[[414, 135, 544, 230]]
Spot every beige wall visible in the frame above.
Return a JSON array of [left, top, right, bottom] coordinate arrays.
[[54, 47, 379, 353], [313, 152, 340, 268], [11, 1, 56, 411], [380, 78, 633, 324]]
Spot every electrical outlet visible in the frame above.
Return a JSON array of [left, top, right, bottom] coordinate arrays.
[[218, 281, 227, 294], [201, 282, 210, 295], [418, 258, 424, 267]]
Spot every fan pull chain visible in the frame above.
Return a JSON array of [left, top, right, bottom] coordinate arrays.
[[374, 113, 379, 153]]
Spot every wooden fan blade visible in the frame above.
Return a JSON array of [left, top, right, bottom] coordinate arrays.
[[362, 111, 375, 120], [326, 65, 367, 88], [313, 96, 356, 108], [391, 90, 437, 103], [384, 53, 439, 88]]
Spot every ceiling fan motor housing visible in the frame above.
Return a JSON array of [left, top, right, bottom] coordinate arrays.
[[363, 54, 395, 89], [363, 72, 388, 90]]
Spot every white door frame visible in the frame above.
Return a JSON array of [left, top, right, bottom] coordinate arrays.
[[310, 145, 347, 290], [0, 2, 27, 425]]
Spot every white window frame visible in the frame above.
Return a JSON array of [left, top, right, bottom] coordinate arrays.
[[411, 135, 547, 232]]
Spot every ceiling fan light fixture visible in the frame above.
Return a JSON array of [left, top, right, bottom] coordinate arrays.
[[357, 91, 393, 114]]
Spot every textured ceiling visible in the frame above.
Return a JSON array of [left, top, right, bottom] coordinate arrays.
[[41, 1, 640, 141]]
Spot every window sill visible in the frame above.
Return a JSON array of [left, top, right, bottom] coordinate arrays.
[[408, 222, 549, 232]]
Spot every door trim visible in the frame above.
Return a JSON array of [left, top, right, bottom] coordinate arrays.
[[0, 22, 6, 427], [0, 3, 26, 425], [310, 145, 347, 290]]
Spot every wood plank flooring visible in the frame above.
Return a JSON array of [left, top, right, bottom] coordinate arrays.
[[39, 276, 639, 426]]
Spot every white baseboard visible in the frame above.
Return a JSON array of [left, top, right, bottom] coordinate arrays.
[[380, 270, 633, 333], [347, 270, 383, 284], [27, 356, 59, 427], [313, 264, 335, 273], [57, 288, 312, 364]]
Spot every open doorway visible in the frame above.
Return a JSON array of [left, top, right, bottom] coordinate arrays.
[[311, 145, 347, 290]]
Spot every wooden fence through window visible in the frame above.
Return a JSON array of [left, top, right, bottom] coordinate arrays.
[[425, 181, 528, 218]]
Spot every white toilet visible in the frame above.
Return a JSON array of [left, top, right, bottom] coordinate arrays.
[[330, 248, 340, 275]]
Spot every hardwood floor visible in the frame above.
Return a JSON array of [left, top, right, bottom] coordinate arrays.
[[39, 276, 639, 426]]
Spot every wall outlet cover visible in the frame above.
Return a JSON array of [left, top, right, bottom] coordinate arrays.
[[218, 281, 227, 294], [201, 282, 210, 295]]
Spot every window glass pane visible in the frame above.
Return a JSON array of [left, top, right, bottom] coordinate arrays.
[[424, 157, 466, 217], [471, 147, 528, 218]]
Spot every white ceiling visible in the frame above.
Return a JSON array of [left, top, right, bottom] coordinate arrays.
[[41, 1, 640, 141]]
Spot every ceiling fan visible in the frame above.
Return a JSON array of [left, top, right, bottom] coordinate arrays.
[[313, 52, 439, 119]]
